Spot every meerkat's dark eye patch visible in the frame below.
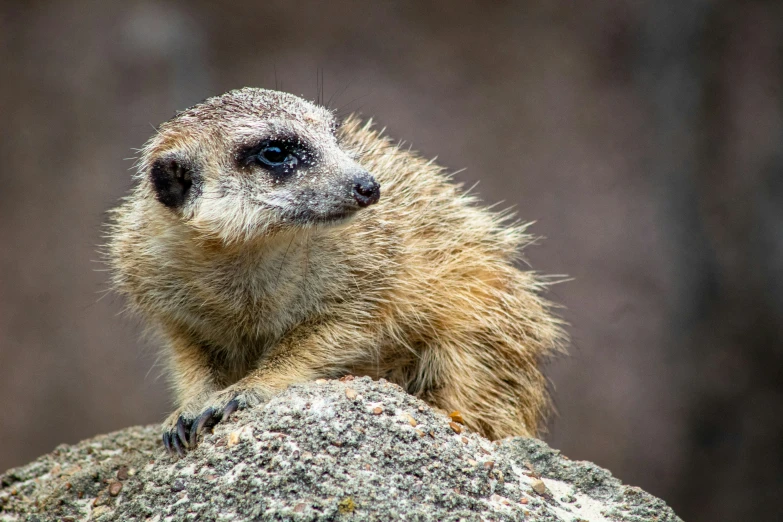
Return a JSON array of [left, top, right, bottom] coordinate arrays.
[[238, 138, 315, 177], [150, 158, 193, 209]]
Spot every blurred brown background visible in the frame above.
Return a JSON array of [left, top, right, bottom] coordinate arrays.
[[1, 1, 782, 520]]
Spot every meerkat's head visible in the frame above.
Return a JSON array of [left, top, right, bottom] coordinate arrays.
[[137, 87, 380, 245]]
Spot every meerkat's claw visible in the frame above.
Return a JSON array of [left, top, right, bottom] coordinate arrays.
[[172, 432, 185, 456], [162, 430, 186, 457], [161, 413, 198, 456], [161, 393, 251, 455], [222, 399, 240, 418], [161, 416, 191, 456], [176, 416, 190, 447], [162, 431, 173, 454], [189, 407, 222, 447]]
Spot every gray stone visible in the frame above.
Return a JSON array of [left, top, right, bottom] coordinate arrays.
[[0, 377, 682, 521]]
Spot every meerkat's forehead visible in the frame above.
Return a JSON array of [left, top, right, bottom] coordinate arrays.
[[142, 88, 341, 168], [165, 88, 336, 135]]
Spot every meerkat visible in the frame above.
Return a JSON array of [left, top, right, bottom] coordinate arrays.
[[107, 87, 566, 455]]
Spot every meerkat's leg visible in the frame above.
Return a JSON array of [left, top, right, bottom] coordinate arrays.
[[416, 342, 546, 440], [160, 336, 223, 455], [174, 319, 358, 452]]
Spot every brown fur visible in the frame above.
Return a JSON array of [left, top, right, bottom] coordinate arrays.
[[106, 88, 566, 452]]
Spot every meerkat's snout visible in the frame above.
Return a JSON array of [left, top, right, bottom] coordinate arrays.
[[351, 170, 381, 208]]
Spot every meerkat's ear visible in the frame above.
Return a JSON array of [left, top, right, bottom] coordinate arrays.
[[150, 157, 193, 208]]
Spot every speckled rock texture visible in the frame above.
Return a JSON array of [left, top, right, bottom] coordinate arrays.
[[1, 377, 682, 521]]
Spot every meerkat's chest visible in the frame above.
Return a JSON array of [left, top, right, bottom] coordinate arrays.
[[163, 246, 333, 346]]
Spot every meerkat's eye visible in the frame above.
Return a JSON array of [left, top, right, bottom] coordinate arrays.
[[238, 138, 313, 174], [260, 146, 288, 164], [256, 142, 298, 169]]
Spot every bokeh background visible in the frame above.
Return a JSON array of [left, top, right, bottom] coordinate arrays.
[[2, 2, 782, 520]]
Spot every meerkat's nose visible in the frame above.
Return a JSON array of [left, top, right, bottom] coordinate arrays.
[[352, 172, 381, 207]]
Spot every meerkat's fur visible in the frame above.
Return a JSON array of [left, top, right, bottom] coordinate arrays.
[[107, 88, 566, 454]]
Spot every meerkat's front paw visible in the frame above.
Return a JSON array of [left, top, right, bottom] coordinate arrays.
[[161, 398, 238, 456], [161, 387, 270, 456]]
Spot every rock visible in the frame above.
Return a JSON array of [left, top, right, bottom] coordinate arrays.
[[0, 377, 682, 521], [107, 481, 122, 497], [448, 411, 465, 424], [531, 478, 547, 495]]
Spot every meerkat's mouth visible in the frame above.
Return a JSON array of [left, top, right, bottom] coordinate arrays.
[[301, 208, 359, 227]]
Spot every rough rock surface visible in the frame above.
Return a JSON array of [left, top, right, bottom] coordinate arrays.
[[0, 377, 682, 521]]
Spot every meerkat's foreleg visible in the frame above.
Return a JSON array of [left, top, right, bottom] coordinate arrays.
[[163, 319, 357, 454], [160, 336, 224, 455]]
